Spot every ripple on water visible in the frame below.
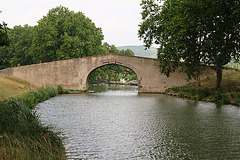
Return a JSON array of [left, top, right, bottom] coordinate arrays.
[[35, 85, 240, 159]]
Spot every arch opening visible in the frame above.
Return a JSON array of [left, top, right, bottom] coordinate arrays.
[[86, 64, 139, 91]]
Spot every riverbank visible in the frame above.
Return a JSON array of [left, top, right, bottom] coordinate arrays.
[[0, 76, 65, 159], [0, 76, 36, 101], [165, 72, 240, 106]]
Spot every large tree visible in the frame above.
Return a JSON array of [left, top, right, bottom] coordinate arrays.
[[9, 25, 34, 67], [0, 22, 9, 47], [0, 21, 10, 69], [0, 25, 34, 69], [139, 0, 240, 88], [32, 6, 104, 63]]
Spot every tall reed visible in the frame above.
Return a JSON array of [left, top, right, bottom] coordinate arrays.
[[0, 85, 65, 159]]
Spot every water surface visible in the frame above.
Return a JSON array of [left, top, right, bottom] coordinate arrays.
[[36, 85, 240, 159]]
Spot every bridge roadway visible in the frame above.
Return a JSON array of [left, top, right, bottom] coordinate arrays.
[[0, 54, 236, 93]]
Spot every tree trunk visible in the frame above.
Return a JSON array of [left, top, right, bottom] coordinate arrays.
[[196, 75, 201, 87], [216, 66, 222, 89]]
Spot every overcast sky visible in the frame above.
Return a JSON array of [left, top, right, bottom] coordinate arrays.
[[1, 0, 145, 47]]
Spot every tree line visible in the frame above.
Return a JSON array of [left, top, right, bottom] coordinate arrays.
[[0, 6, 136, 82], [139, 0, 240, 89]]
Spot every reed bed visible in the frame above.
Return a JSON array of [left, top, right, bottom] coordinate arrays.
[[0, 85, 65, 160]]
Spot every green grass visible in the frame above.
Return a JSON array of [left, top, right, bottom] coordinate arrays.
[[166, 72, 240, 105], [21, 85, 58, 109], [0, 83, 65, 159], [0, 76, 36, 101]]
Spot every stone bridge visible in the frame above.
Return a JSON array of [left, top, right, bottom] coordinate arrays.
[[0, 54, 236, 93]]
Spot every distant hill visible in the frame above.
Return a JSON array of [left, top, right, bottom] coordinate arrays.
[[117, 45, 157, 59]]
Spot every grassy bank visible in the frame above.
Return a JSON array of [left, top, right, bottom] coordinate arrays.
[[0, 76, 35, 101], [165, 72, 240, 106], [0, 77, 65, 159]]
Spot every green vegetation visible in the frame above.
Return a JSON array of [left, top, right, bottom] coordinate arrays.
[[139, 0, 240, 89], [0, 77, 65, 159], [32, 6, 104, 63], [21, 85, 58, 109], [0, 19, 10, 68], [0, 20, 9, 47], [57, 85, 69, 94], [165, 72, 240, 105]]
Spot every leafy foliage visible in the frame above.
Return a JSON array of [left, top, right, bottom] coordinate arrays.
[[139, 0, 240, 88], [0, 22, 10, 69], [32, 5, 104, 63], [0, 22, 9, 47], [4, 25, 33, 67]]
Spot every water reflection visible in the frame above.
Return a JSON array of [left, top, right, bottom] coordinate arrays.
[[35, 85, 240, 159]]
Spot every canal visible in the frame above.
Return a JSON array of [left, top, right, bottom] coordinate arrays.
[[35, 85, 240, 159]]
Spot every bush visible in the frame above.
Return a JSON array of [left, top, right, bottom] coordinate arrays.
[[211, 91, 229, 104], [57, 85, 64, 94], [57, 85, 69, 94], [196, 87, 211, 100], [46, 85, 58, 97]]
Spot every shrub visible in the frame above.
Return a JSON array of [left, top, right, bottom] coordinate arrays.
[[196, 87, 211, 100], [57, 85, 64, 94], [211, 91, 229, 104], [57, 85, 69, 94], [46, 85, 58, 97], [179, 92, 185, 98]]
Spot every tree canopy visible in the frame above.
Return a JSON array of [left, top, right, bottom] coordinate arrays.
[[0, 21, 10, 69], [32, 5, 104, 63], [0, 6, 106, 69], [139, 0, 240, 88], [0, 22, 9, 47]]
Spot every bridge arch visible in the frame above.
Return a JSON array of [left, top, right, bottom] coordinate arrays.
[[82, 60, 142, 90]]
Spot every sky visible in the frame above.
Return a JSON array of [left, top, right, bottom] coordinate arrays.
[[1, 0, 145, 47]]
